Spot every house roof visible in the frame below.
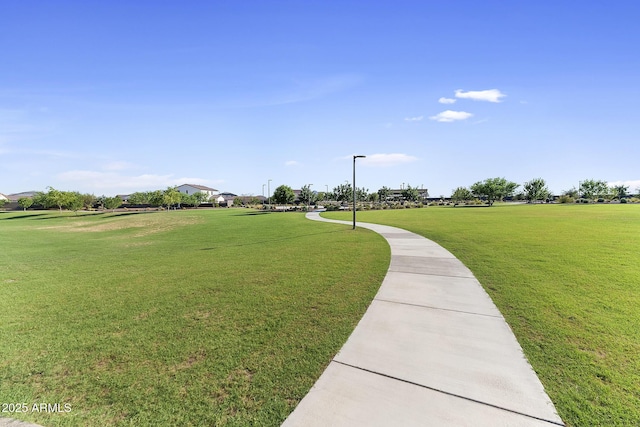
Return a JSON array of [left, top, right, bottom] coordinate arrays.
[[179, 184, 218, 191], [6, 191, 39, 201]]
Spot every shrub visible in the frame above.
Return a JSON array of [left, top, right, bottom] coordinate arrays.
[[620, 198, 628, 204], [558, 195, 574, 204]]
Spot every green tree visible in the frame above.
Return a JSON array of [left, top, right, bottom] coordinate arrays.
[[104, 196, 123, 212], [163, 187, 182, 210], [355, 187, 369, 202], [298, 185, 316, 207], [128, 192, 150, 205], [32, 192, 48, 209], [67, 192, 84, 214], [272, 185, 295, 205], [612, 184, 629, 200], [81, 193, 97, 210], [18, 197, 33, 211], [470, 177, 519, 206], [579, 179, 609, 200], [180, 192, 196, 207], [333, 183, 353, 203], [401, 185, 420, 202], [0, 198, 6, 209], [192, 191, 209, 207], [451, 187, 473, 204], [378, 186, 391, 203], [46, 187, 68, 211], [523, 178, 550, 203], [148, 190, 164, 207]]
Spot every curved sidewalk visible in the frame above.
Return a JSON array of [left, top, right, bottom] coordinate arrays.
[[283, 212, 564, 426]]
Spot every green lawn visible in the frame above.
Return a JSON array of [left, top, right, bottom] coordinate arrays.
[[0, 209, 389, 426], [324, 204, 640, 427]]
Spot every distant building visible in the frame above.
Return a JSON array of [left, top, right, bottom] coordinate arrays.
[[6, 191, 39, 201], [216, 192, 237, 206], [176, 184, 219, 200], [0, 193, 7, 201]]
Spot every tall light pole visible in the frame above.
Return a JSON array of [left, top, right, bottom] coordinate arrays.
[[307, 183, 313, 211], [268, 179, 272, 210], [353, 155, 366, 229]]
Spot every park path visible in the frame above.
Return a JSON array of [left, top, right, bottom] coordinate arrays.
[[282, 212, 564, 426]]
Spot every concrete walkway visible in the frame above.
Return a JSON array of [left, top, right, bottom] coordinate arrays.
[[283, 212, 564, 426]]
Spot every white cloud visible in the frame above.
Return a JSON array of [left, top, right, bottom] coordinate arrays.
[[429, 110, 473, 122], [102, 161, 136, 171], [56, 170, 217, 194], [455, 89, 506, 103], [360, 153, 419, 167], [608, 180, 640, 191], [438, 97, 456, 104], [285, 160, 300, 166], [404, 116, 423, 122]]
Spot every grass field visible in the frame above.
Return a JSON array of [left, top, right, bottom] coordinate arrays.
[[324, 204, 640, 427], [0, 209, 389, 426]]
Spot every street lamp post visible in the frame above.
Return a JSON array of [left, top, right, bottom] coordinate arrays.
[[353, 155, 366, 229], [268, 179, 272, 210]]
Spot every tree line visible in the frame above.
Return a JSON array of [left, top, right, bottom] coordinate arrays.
[[451, 178, 634, 206], [269, 183, 428, 206], [271, 178, 635, 209], [4, 179, 634, 212], [11, 188, 124, 212], [6, 186, 213, 212]]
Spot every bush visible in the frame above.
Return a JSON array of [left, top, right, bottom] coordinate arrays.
[[558, 195, 574, 204], [620, 198, 628, 204]]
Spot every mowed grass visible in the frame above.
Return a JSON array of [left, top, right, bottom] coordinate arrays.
[[0, 209, 389, 426], [324, 204, 640, 426]]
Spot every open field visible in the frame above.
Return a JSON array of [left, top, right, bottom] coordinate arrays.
[[0, 209, 389, 426], [324, 204, 640, 426]]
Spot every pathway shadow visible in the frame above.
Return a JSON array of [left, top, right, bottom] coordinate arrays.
[[0, 213, 49, 220], [232, 211, 273, 216]]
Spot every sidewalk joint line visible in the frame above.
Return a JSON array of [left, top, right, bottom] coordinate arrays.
[[388, 268, 473, 279], [373, 298, 502, 318], [332, 360, 565, 426], [386, 269, 475, 280]]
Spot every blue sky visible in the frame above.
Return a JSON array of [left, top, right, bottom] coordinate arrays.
[[2, 1, 639, 197]]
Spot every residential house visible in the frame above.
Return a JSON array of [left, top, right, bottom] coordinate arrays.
[[216, 192, 237, 207], [6, 191, 38, 201], [176, 184, 219, 201]]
